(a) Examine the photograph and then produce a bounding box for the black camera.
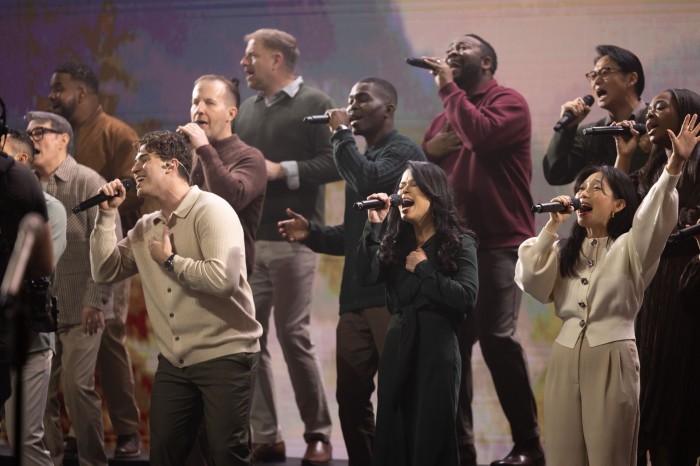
[23,277,59,333]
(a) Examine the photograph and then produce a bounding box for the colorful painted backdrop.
[2,0,700,460]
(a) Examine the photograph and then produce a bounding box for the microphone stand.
[0,213,43,466]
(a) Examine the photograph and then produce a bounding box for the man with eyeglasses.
[420,34,542,466]
[26,110,119,466]
[543,45,650,185]
[48,61,143,459]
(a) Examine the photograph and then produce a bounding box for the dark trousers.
[336,307,391,466]
[457,248,540,465]
[150,352,259,466]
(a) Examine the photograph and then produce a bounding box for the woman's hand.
[668,114,700,175]
[544,195,576,236]
[613,120,641,174]
[366,193,391,223]
[405,247,427,273]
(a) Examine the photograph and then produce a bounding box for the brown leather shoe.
[114,432,142,458]
[490,440,545,466]
[252,441,286,463]
[302,440,332,465]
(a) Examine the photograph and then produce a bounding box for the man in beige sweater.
[89,130,262,466]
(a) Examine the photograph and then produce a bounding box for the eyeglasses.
[585,67,623,82]
[27,127,63,142]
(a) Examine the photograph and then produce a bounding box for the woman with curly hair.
[614,89,700,466]
[357,160,478,466]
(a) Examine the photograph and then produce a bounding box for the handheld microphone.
[669,223,700,242]
[72,178,136,214]
[531,198,584,214]
[553,95,595,132]
[405,57,436,70]
[303,115,330,124]
[353,194,414,211]
[582,124,646,136]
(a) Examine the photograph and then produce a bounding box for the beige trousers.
[6,349,54,466]
[544,334,640,466]
[43,325,107,466]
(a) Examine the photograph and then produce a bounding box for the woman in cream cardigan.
[515,115,700,466]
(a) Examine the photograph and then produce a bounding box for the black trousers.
[457,248,540,465]
[150,352,259,466]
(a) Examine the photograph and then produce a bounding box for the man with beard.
[48,62,142,458]
[542,45,649,185]
[421,34,543,466]
[277,77,425,466]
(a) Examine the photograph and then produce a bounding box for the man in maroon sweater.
[421,34,543,466]
[178,75,266,276]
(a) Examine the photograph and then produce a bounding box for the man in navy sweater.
[278,77,425,466]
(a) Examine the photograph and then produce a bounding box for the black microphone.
[72,178,136,214]
[406,57,436,70]
[531,198,583,214]
[353,194,414,211]
[669,223,700,242]
[553,95,595,132]
[303,115,330,124]
[582,124,646,136]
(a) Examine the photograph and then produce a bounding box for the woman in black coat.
[358,160,478,466]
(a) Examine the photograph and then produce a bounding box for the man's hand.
[177,123,209,149]
[424,121,461,159]
[422,57,453,90]
[98,178,128,212]
[405,247,427,273]
[148,226,173,265]
[81,306,105,335]
[558,97,592,129]
[278,208,310,243]
[326,108,351,132]
[265,160,285,181]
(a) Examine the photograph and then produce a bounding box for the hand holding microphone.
[535,196,586,236]
[177,122,208,149]
[554,95,595,131]
[669,222,700,242]
[531,197,582,213]
[303,108,351,133]
[73,178,135,214]
[353,193,413,211]
[406,57,437,70]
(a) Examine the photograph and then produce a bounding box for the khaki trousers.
[249,240,332,443]
[544,335,640,466]
[6,348,54,466]
[43,325,106,466]
[96,278,140,435]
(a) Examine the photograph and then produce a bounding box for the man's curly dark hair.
[136,131,192,180]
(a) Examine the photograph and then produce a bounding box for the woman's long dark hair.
[378,161,476,273]
[559,165,639,278]
[634,88,700,226]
